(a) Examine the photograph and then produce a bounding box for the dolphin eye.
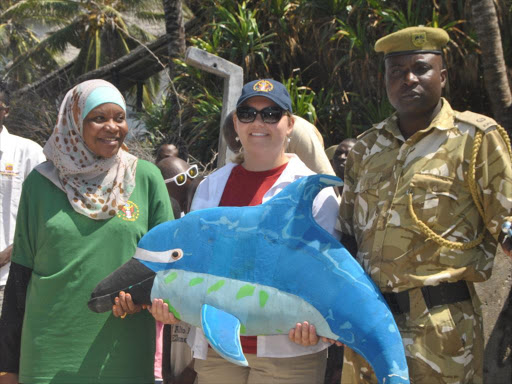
[170,249,183,261]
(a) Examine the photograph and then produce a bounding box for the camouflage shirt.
[338,99,512,292]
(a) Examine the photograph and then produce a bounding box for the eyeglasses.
[164,164,199,186]
[236,106,284,124]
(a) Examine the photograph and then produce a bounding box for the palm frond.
[134,10,165,22]
[127,24,156,42]
[1,0,79,25]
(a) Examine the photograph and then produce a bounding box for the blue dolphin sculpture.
[89,174,409,384]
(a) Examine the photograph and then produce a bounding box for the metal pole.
[184,47,243,166]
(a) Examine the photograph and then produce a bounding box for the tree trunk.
[470,0,512,134]
[162,0,186,68]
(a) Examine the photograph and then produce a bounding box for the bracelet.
[0,372,8,376]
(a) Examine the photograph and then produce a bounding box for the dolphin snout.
[88,258,156,313]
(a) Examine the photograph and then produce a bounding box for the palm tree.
[2,0,164,85]
[163,0,186,65]
[470,0,512,133]
[0,0,60,84]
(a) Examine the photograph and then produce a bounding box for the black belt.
[382,281,471,315]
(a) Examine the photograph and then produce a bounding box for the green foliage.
[1,0,162,93]
[0,1,61,83]
[282,73,317,124]
[4,0,511,164]
[138,58,225,163]
[136,0,511,162]
[210,1,276,77]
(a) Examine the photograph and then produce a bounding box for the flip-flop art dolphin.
[89,174,409,384]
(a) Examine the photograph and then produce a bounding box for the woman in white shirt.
[151,79,340,384]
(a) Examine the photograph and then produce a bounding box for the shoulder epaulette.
[456,111,498,132]
[356,124,381,140]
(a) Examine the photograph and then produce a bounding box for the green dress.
[12,160,173,384]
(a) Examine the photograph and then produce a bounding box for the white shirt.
[0,127,45,285]
[188,154,340,359]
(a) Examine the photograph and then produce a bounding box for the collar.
[201,154,311,209]
[375,98,456,140]
[425,98,456,131]
[275,154,312,183]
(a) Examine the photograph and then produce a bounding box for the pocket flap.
[410,174,459,198]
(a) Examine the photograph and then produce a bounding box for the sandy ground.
[475,247,512,383]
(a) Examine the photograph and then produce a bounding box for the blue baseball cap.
[236,79,293,112]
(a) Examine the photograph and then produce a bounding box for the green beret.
[375,26,449,58]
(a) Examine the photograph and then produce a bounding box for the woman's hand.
[147,298,180,325]
[288,321,319,347]
[112,291,143,318]
[288,321,344,347]
[321,337,344,347]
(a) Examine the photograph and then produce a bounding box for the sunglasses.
[236,106,284,124]
[164,164,199,186]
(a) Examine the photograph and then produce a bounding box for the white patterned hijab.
[37,79,138,220]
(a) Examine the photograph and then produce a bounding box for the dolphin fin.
[264,174,342,221]
[201,304,248,367]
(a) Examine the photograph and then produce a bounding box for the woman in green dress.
[0,79,172,384]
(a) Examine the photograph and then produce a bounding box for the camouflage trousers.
[341,285,484,384]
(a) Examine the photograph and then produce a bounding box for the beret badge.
[412,32,427,47]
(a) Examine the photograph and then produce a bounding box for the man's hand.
[499,228,512,258]
[501,236,512,258]
[0,245,13,268]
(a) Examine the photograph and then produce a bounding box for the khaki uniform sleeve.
[476,127,512,238]
[338,145,359,237]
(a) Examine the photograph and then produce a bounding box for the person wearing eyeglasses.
[150,79,340,384]
[154,157,201,384]
[222,110,335,176]
[157,158,201,219]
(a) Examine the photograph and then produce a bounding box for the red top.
[218,162,288,354]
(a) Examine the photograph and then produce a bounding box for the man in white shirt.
[0,81,45,313]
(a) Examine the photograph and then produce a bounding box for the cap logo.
[253,80,274,93]
[412,32,427,47]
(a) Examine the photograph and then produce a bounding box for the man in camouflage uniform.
[338,26,512,383]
